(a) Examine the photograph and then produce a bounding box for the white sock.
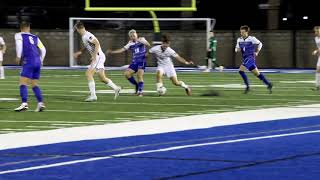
[316,73,320,87]
[156,83,163,90]
[180,81,188,89]
[107,80,118,90]
[88,80,96,97]
[0,67,4,79]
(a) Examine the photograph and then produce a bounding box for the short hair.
[75,22,85,29]
[128,29,136,36]
[314,26,320,31]
[161,34,170,43]
[20,21,31,29]
[240,25,250,32]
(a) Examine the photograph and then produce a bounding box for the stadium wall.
[0,29,316,68]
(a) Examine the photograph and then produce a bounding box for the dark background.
[0,0,319,30]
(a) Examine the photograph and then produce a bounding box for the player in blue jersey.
[14,22,46,112]
[107,29,151,96]
[235,25,273,94]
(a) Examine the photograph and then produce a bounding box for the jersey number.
[29,36,35,45]
[134,48,140,53]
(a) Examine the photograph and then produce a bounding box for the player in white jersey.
[73,22,121,101]
[0,36,6,79]
[312,26,320,91]
[149,34,193,96]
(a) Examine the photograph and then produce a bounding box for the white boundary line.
[0,129,319,175]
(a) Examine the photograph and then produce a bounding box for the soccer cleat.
[185,87,192,96]
[14,103,28,112]
[267,83,273,94]
[85,95,97,102]
[243,87,250,94]
[114,86,121,100]
[35,103,46,112]
[311,87,320,91]
[137,91,143,97]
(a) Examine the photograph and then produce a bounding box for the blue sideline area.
[3,66,316,74]
[0,115,320,179]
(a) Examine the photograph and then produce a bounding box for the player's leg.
[125,64,138,94]
[313,58,320,91]
[156,68,164,90]
[0,57,4,79]
[166,65,191,96]
[30,66,45,112]
[239,64,250,94]
[136,69,145,96]
[15,67,31,111]
[135,62,146,96]
[170,76,191,96]
[251,67,273,94]
[97,70,121,100]
[85,67,97,101]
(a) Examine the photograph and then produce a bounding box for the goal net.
[69,17,215,68]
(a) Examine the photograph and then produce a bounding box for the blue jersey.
[124,37,148,63]
[235,36,262,61]
[15,32,43,66]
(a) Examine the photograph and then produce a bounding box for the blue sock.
[239,71,249,88]
[127,77,138,86]
[257,73,271,86]
[138,82,144,92]
[20,85,28,103]
[32,86,43,103]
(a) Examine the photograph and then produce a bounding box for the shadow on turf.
[200,89,221,96]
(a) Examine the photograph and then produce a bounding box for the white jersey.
[82,31,103,55]
[149,45,179,66]
[0,36,4,61]
[315,37,320,49]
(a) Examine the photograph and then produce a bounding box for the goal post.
[69,17,216,68]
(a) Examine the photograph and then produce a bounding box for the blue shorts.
[20,65,41,80]
[128,61,146,73]
[242,58,257,71]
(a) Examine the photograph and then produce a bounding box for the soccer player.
[0,35,6,79]
[312,26,320,91]
[235,25,273,94]
[74,22,121,101]
[14,22,46,112]
[149,34,193,96]
[206,30,223,72]
[107,29,150,96]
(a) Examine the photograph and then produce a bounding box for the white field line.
[0,129,319,175]
[26,126,65,129]
[93,120,131,122]
[2,128,38,131]
[0,120,102,124]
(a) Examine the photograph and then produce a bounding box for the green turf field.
[0,69,319,134]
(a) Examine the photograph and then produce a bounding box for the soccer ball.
[157,86,167,96]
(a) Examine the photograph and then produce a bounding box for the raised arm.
[138,37,151,48]
[37,38,46,64]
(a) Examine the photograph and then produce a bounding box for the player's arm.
[137,37,151,48]
[174,55,194,65]
[14,33,23,64]
[253,37,263,56]
[312,48,320,56]
[235,38,241,53]
[37,38,46,64]
[0,39,6,54]
[91,38,101,61]
[107,42,130,55]
[74,47,86,59]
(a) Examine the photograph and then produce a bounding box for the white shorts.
[89,53,105,71]
[0,51,3,61]
[317,56,320,67]
[157,64,177,78]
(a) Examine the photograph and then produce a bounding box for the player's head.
[128,29,138,41]
[20,21,31,32]
[240,25,250,38]
[161,34,171,50]
[314,26,320,37]
[209,30,215,37]
[74,22,86,34]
